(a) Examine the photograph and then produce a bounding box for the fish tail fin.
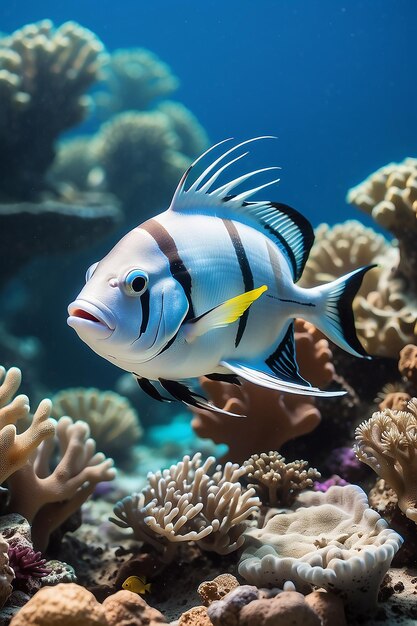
[145,583,152,593]
[312,265,376,359]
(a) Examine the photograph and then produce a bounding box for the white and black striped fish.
[68,137,373,416]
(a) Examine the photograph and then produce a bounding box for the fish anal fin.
[220,360,346,398]
[184,285,267,343]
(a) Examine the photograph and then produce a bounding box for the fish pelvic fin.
[183,285,268,343]
[312,265,377,359]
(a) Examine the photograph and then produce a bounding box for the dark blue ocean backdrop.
[1,0,416,399]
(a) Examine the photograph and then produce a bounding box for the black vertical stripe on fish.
[139,289,150,337]
[135,376,172,402]
[221,219,254,347]
[140,219,195,320]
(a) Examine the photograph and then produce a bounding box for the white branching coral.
[111,453,260,561]
[0,365,55,484]
[355,398,417,523]
[239,485,402,611]
[243,452,320,507]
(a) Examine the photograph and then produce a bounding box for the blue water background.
[2,1,416,394]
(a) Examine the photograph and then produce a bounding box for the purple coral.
[326,447,364,481]
[314,475,348,492]
[8,545,51,580]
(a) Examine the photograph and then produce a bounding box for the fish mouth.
[67,299,116,340]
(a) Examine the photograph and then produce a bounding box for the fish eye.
[85,262,99,283]
[124,269,149,296]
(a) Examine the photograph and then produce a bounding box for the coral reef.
[238,485,402,610]
[95,47,179,116]
[9,582,167,625]
[242,451,320,507]
[7,415,116,551]
[191,378,321,464]
[0,366,55,484]
[156,100,209,159]
[93,110,191,218]
[0,534,14,609]
[398,343,417,387]
[347,157,417,292]
[355,397,417,523]
[0,194,121,289]
[111,452,260,562]
[51,388,142,465]
[7,545,50,581]
[198,573,240,605]
[0,20,106,200]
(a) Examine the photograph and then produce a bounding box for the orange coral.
[191,379,321,464]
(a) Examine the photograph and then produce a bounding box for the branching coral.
[0,20,106,199]
[0,365,55,484]
[110,452,260,562]
[7,544,50,580]
[95,47,179,116]
[191,378,321,464]
[354,398,417,523]
[7,416,116,551]
[243,452,320,507]
[238,485,403,610]
[0,534,14,609]
[51,387,142,464]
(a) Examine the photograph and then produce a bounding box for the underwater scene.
[0,1,416,624]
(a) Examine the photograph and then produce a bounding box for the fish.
[122,575,151,594]
[68,137,374,416]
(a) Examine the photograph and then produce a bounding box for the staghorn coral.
[347,157,417,292]
[0,20,106,200]
[243,452,320,507]
[0,365,55,484]
[94,110,190,217]
[238,485,402,610]
[95,47,179,116]
[51,387,142,465]
[0,534,14,609]
[354,397,417,523]
[7,416,116,551]
[110,452,260,562]
[191,378,321,464]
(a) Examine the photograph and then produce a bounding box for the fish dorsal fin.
[168,137,314,281]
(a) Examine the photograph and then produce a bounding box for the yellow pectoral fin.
[184,285,268,343]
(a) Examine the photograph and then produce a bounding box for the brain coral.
[0,20,106,199]
[238,485,402,611]
[51,387,142,464]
